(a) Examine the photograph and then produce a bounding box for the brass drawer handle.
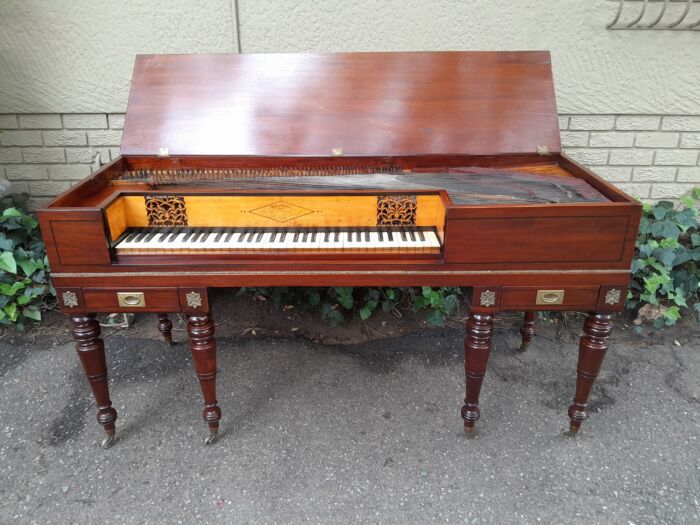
[536,289,565,305]
[117,292,146,307]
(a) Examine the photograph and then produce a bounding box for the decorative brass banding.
[117,292,146,307]
[536,289,565,305]
[377,195,417,226]
[145,195,188,226]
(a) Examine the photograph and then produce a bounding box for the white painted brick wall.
[1,113,700,207]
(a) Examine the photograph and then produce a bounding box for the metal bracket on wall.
[607,0,700,30]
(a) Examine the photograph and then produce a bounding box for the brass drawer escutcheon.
[536,289,565,305]
[117,292,146,307]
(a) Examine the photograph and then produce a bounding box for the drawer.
[501,286,599,310]
[82,287,181,312]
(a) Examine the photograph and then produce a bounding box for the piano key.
[417,229,425,242]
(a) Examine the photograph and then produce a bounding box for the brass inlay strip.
[52,269,632,278]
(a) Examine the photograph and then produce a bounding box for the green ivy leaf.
[650,220,681,239]
[334,287,354,309]
[17,258,43,278]
[22,305,41,321]
[663,306,680,323]
[0,281,25,296]
[0,252,17,274]
[3,302,17,321]
[2,208,22,218]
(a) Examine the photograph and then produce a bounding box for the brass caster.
[204,430,218,445]
[101,433,116,449]
[463,426,477,439]
[563,426,580,438]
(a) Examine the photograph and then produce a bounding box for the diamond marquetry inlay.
[479,290,496,308]
[185,291,203,309]
[248,201,315,223]
[62,291,79,308]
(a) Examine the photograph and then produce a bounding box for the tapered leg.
[518,311,536,351]
[568,313,613,433]
[186,312,221,444]
[461,313,495,432]
[157,313,173,344]
[70,315,118,449]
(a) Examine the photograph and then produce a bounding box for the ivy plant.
[241,286,463,326]
[0,195,54,330]
[627,189,700,327]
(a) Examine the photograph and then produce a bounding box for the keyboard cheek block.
[38,51,641,447]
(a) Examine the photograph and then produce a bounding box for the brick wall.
[1,113,700,208]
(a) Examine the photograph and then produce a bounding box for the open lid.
[121,51,561,157]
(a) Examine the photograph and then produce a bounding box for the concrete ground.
[0,314,698,524]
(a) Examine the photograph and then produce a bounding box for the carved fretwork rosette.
[145,196,188,227]
[377,195,417,226]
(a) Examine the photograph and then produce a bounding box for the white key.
[424,230,442,249]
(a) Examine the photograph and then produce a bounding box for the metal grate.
[607,0,700,30]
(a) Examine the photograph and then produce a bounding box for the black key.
[387,230,394,242]
[364,230,370,242]
[417,229,425,241]
[293,230,300,242]
[214,230,224,242]
[378,229,384,242]
[245,230,255,242]
[324,230,330,242]
[197,231,209,242]
[167,230,180,243]
[255,231,264,242]
[222,230,233,242]
[334,230,340,242]
[400,229,407,241]
[186,229,199,242]
[124,231,138,243]
[310,230,316,242]
[408,230,416,242]
[270,231,277,243]
[143,230,158,242]
[236,229,247,242]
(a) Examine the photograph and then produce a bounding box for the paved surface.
[0,317,698,524]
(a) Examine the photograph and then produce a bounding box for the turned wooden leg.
[70,315,118,449]
[568,313,613,434]
[461,313,495,432]
[157,313,173,344]
[186,312,221,444]
[518,311,536,351]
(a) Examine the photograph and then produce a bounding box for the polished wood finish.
[186,312,221,443]
[70,315,117,448]
[82,287,181,312]
[461,313,495,431]
[568,313,613,433]
[121,52,561,157]
[157,313,173,344]
[37,51,641,444]
[502,286,599,310]
[519,311,536,351]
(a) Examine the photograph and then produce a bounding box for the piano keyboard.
[114,227,442,255]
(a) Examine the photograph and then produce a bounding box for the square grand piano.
[38,52,641,448]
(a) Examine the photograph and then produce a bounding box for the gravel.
[0,317,698,524]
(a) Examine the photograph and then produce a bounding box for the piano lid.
[120,51,561,158]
